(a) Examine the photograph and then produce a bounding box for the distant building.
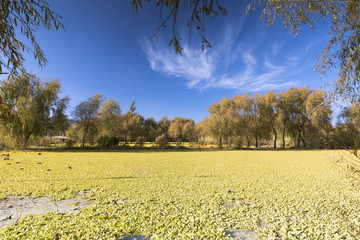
[51,136,68,142]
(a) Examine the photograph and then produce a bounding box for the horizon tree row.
[0,74,359,149]
[67,95,197,147]
[204,87,333,149]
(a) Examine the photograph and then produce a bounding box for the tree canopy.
[0,73,69,148]
[73,94,103,147]
[206,87,332,149]
[0,0,64,74]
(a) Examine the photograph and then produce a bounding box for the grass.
[0,150,359,239]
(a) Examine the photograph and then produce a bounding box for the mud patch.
[226,229,259,240]
[222,200,252,208]
[0,195,92,228]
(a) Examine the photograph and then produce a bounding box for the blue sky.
[3,0,337,122]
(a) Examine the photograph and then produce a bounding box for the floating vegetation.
[0,150,359,239]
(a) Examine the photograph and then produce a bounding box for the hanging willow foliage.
[0,0,64,75]
[133,0,360,101]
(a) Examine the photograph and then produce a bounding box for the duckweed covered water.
[0,150,359,239]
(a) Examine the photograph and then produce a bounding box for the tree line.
[67,94,197,148]
[206,88,332,149]
[0,74,358,149]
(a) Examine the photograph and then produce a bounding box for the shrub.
[97,135,119,147]
[97,135,110,147]
[38,137,52,147]
[234,137,243,149]
[155,134,168,148]
[65,139,74,148]
[108,136,120,147]
[135,136,145,147]
[176,139,182,147]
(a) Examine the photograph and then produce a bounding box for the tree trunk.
[21,132,32,149]
[81,134,86,148]
[255,132,259,148]
[82,124,90,148]
[282,126,286,148]
[123,133,128,146]
[21,133,28,149]
[297,126,305,148]
[273,127,277,149]
[22,135,27,149]
[246,135,250,148]
[301,136,306,148]
[218,136,223,149]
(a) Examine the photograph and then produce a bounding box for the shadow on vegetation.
[97,176,140,180]
[195,175,219,178]
[23,146,332,153]
[116,236,149,240]
[8,177,143,183]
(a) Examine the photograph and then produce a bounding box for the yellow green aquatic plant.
[0,150,359,239]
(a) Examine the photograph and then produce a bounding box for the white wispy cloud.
[213,54,297,91]
[271,42,283,55]
[142,39,216,89]
[141,23,301,92]
[211,52,256,89]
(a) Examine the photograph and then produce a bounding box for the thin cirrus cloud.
[141,25,299,92]
[141,39,217,89]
